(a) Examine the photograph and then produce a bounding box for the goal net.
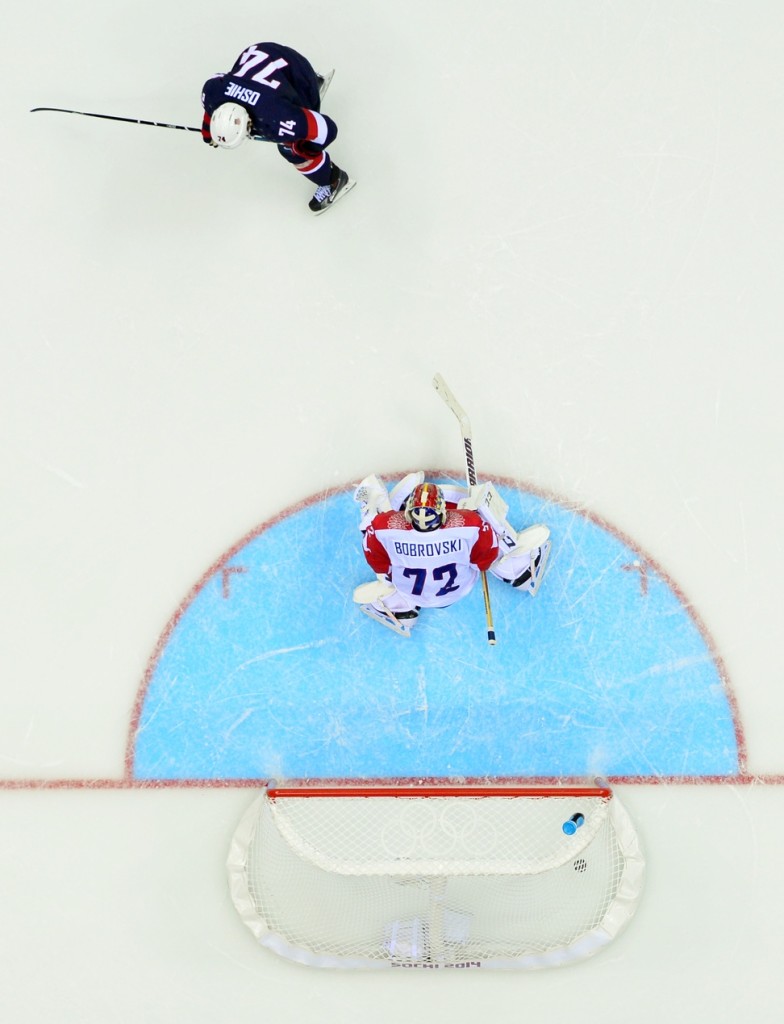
[227,781,644,970]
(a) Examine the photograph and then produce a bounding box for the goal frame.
[228,779,644,970]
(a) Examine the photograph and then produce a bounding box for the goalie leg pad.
[388,471,424,512]
[354,475,393,532]
[353,579,418,636]
[491,525,552,595]
[353,579,418,613]
[507,524,551,556]
[353,579,397,605]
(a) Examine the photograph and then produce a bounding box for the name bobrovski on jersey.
[392,537,463,558]
[353,475,553,637]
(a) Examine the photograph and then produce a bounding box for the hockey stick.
[432,373,496,645]
[30,107,202,133]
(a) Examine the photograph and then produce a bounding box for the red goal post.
[227,780,645,970]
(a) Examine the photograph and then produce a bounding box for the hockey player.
[353,474,551,636]
[201,42,351,213]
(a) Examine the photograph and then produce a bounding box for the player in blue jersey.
[201,43,352,214]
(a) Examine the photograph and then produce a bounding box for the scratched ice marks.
[131,481,737,781]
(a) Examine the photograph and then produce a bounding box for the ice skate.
[353,579,418,637]
[358,603,417,637]
[511,538,552,595]
[316,69,335,100]
[309,163,355,214]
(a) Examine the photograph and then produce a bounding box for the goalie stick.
[432,373,497,645]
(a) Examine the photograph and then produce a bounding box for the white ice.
[2,2,783,1021]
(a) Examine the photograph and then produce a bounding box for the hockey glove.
[290,139,324,159]
[201,112,217,147]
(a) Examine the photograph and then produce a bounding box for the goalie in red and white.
[353,473,551,636]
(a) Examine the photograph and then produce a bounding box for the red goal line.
[266,783,613,800]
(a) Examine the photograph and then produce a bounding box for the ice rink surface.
[2,1,783,1021]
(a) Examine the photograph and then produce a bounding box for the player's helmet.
[210,103,251,149]
[405,482,447,532]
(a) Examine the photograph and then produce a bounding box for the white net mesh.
[228,785,644,970]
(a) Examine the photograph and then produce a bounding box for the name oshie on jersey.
[224,82,261,106]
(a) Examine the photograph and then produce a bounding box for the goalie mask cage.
[227,781,645,970]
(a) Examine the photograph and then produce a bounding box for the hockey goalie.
[353,473,551,637]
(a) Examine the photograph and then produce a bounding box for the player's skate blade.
[513,540,552,595]
[309,166,355,215]
[358,604,413,637]
[317,69,335,99]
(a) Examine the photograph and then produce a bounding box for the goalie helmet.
[405,482,447,533]
[210,103,251,149]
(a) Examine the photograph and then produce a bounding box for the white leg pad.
[388,471,424,511]
[491,525,551,592]
[508,524,551,555]
[491,540,551,595]
[354,579,416,637]
[354,579,417,613]
[354,474,393,531]
[353,579,396,604]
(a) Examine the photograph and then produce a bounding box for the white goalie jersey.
[362,507,499,609]
[354,474,552,624]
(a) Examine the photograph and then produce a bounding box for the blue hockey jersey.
[201,42,337,147]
